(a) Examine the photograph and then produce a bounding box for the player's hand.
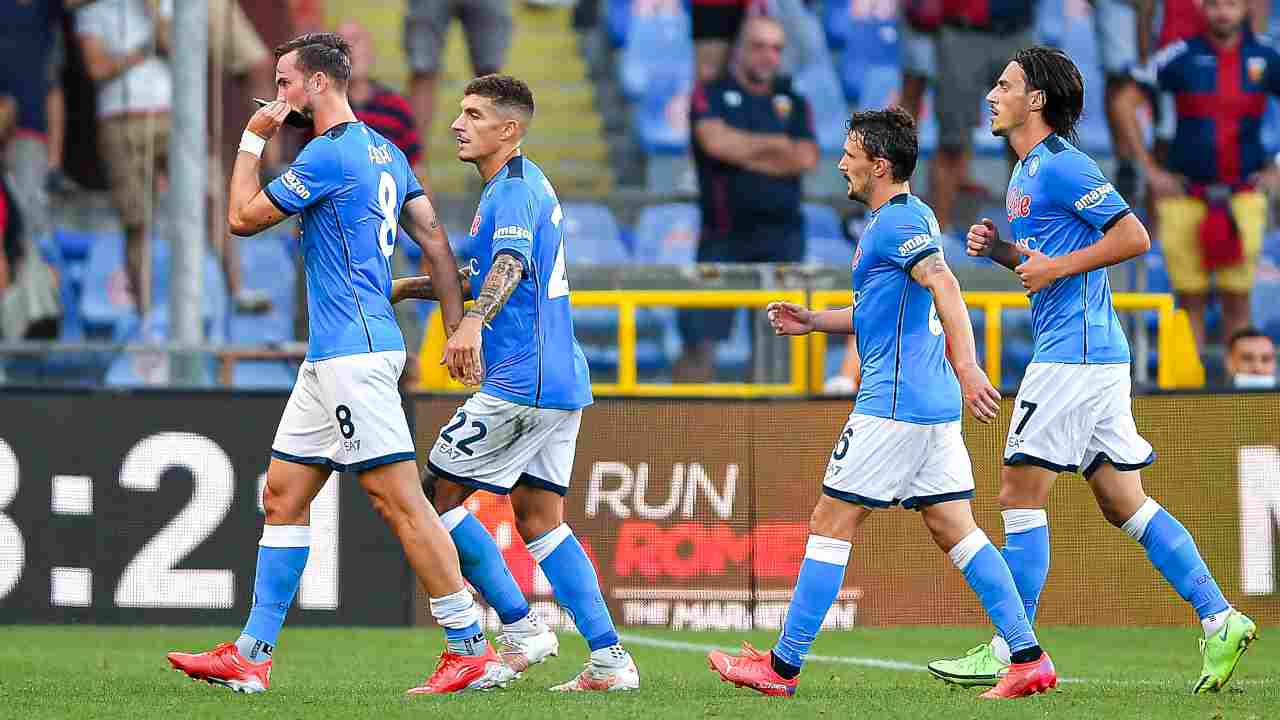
[1146,165,1186,200]
[966,218,1000,257]
[1014,244,1061,295]
[766,301,814,335]
[955,362,1001,423]
[246,100,291,142]
[442,315,484,386]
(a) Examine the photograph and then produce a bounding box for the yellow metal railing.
[570,290,808,396]
[422,289,1177,395]
[809,290,1177,391]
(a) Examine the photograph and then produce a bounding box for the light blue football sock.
[527,524,619,651]
[771,535,851,677]
[1124,499,1230,621]
[239,525,310,661]
[951,529,1039,660]
[999,509,1050,625]
[440,507,531,625]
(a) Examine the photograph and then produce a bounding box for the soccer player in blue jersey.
[419,74,639,692]
[165,33,507,695]
[707,108,1056,699]
[927,46,1257,693]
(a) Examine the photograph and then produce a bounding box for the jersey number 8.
[377,172,398,259]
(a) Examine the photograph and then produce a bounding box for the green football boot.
[927,643,1009,687]
[1194,611,1258,694]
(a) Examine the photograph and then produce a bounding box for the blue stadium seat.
[636,74,693,154]
[148,237,230,342]
[231,360,297,390]
[793,59,849,154]
[80,231,133,336]
[230,234,295,346]
[620,8,692,101]
[1055,0,1112,155]
[633,203,700,263]
[606,0,633,49]
[104,309,215,388]
[802,203,851,265]
[1252,231,1280,341]
[561,202,628,263]
[824,0,897,60]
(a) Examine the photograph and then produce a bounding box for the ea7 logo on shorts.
[898,234,931,256]
[494,225,532,241]
[1075,183,1115,212]
[281,170,310,200]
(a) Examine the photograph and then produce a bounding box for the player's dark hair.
[846,107,917,183]
[464,74,536,120]
[1228,326,1274,352]
[274,32,352,85]
[1012,46,1084,145]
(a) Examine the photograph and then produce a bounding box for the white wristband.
[239,130,267,158]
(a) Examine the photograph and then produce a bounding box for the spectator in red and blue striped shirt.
[337,21,422,170]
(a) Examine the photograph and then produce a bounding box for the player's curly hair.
[464,74,536,120]
[847,107,917,183]
[1011,46,1084,145]
[274,32,352,85]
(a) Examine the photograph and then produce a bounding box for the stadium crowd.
[0,0,1277,389]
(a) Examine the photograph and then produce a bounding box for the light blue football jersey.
[264,121,418,361]
[851,193,961,424]
[1005,134,1133,364]
[467,155,592,410]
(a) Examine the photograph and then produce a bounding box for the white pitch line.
[617,633,1271,687]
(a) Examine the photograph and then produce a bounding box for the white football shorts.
[427,392,581,496]
[823,413,975,510]
[1003,362,1155,477]
[271,351,416,472]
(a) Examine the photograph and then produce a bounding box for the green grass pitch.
[1,625,1274,719]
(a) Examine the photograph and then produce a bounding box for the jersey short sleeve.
[1045,152,1131,233]
[403,161,425,204]
[489,179,537,265]
[876,206,941,274]
[690,82,727,126]
[1130,39,1188,91]
[265,138,344,216]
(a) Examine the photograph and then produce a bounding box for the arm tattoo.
[466,253,524,323]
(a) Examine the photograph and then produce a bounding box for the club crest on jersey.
[1026,155,1041,177]
[1249,56,1267,84]
[1006,186,1031,221]
[469,213,481,237]
[773,94,793,119]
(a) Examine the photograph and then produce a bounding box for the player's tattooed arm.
[910,251,1001,422]
[465,252,525,324]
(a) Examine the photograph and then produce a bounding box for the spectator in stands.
[404,0,512,182]
[340,19,428,390]
[678,15,817,381]
[0,94,60,340]
[1093,0,1142,201]
[928,0,1034,233]
[0,1,65,337]
[899,0,940,122]
[693,0,755,85]
[1224,326,1276,387]
[74,0,171,314]
[1116,0,1280,351]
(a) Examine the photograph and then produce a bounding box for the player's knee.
[513,503,561,543]
[261,480,304,524]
